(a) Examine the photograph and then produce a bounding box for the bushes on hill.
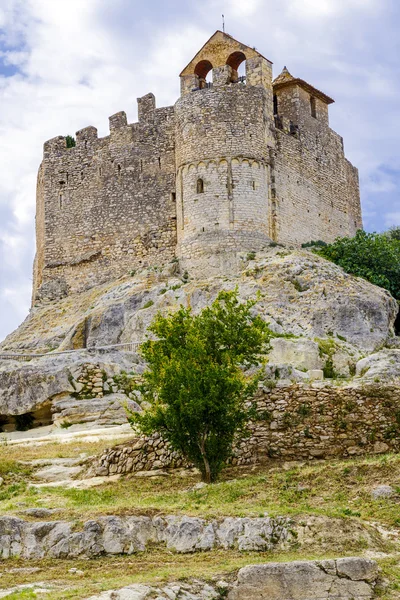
[128,290,273,483]
[314,229,400,301]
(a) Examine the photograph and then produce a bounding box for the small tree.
[65,135,76,148]
[128,290,273,483]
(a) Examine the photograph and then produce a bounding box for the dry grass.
[1,549,398,600]
[1,439,400,598]
[1,447,399,528]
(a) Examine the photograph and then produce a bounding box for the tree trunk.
[202,454,212,484]
[198,437,211,483]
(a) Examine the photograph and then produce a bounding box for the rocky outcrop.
[82,558,379,599]
[0,248,399,430]
[0,350,141,426]
[0,514,391,561]
[0,515,291,559]
[3,250,397,354]
[228,558,379,600]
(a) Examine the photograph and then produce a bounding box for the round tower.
[175,31,276,275]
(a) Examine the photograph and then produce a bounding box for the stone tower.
[175,31,276,273]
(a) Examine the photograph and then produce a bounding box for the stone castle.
[33,30,362,302]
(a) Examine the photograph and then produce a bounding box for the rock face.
[0,248,399,428]
[0,514,390,561]
[0,515,291,559]
[228,558,378,600]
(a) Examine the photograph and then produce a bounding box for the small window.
[59,194,63,209]
[171,192,176,202]
[310,96,317,118]
[197,178,204,194]
[251,180,256,190]
[117,164,121,176]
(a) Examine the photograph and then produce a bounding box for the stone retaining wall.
[90,382,400,477]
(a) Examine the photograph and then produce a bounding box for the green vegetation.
[314,229,400,301]
[128,290,273,482]
[65,135,76,148]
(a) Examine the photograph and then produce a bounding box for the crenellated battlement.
[33,30,362,303]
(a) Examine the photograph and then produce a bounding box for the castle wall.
[175,85,275,272]
[33,97,177,302]
[272,86,361,245]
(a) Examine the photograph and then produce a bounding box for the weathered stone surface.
[268,339,322,371]
[32,464,83,482]
[228,558,377,600]
[371,485,395,500]
[0,514,393,561]
[0,350,136,419]
[52,393,140,427]
[84,558,378,600]
[356,350,400,382]
[0,515,291,559]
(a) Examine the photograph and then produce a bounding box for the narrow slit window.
[158,157,161,169]
[197,178,204,194]
[310,96,317,118]
[59,194,63,209]
[117,164,121,176]
[273,94,278,115]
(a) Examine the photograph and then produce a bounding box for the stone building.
[33,30,362,302]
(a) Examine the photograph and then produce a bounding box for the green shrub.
[315,229,400,300]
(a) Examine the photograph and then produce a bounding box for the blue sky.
[0,0,399,341]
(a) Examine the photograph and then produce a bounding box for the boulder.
[52,393,140,427]
[371,485,395,500]
[228,558,377,600]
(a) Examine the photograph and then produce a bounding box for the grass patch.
[0,550,398,600]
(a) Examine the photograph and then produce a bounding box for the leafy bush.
[315,229,400,300]
[128,289,274,483]
[65,135,76,148]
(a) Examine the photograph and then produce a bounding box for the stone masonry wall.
[33,95,177,302]
[175,85,274,270]
[272,85,361,245]
[90,382,400,477]
[33,32,362,299]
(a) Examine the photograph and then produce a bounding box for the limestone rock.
[0,350,135,419]
[1,249,398,426]
[268,338,322,371]
[85,584,151,600]
[52,393,140,427]
[356,350,400,382]
[371,485,395,500]
[228,558,377,600]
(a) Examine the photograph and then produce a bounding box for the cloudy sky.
[0,0,399,341]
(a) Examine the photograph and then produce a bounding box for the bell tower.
[175,31,276,275]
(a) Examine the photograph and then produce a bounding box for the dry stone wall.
[90,382,400,477]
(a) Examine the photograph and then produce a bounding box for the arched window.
[310,96,317,118]
[197,178,204,194]
[194,60,213,89]
[226,51,246,83]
